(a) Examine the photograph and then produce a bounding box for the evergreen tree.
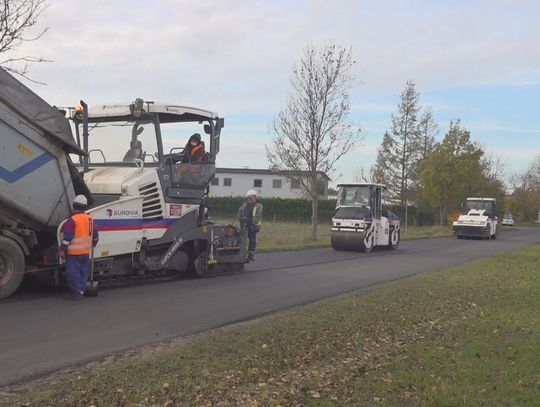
[371,80,421,230]
[417,106,438,164]
[370,131,394,185]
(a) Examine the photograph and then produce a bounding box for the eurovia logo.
[105,208,139,217]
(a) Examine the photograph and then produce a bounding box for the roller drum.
[331,230,368,252]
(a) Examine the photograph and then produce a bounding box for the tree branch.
[0,0,50,82]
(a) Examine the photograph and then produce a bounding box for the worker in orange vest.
[182,133,207,163]
[59,195,99,300]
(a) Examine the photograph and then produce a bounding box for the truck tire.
[0,236,25,300]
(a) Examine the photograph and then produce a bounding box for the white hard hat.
[246,189,257,197]
[73,194,88,207]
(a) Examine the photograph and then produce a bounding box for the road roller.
[453,197,499,239]
[331,183,400,252]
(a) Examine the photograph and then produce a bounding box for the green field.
[4,244,539,406]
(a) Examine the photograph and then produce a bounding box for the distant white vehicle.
[502,212,514,226]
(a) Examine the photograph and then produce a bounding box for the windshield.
[76,120,209,165]
[464,200,495,216]
[337,186,371,208]
[334,206,371,220]
[78,120,158,164]
[172,162,216,188]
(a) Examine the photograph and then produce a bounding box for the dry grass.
[255,222,452,252]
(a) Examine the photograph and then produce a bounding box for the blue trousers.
[247,227,258,251]
[66,254,90,295]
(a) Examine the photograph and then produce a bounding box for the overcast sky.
[10,0,540,185]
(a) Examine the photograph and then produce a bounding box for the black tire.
[193,250,209,277]
[457,235,463,239]
[0,236,25,300]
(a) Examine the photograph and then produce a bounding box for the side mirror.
[132,123,145,139]
[204,124,211,135]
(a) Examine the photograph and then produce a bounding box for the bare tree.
[509,155,540,221]
[266,43,362,240]
[0,0,50,82]
[353,165,371,183]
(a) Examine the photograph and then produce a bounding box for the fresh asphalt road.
[1,228,539,387]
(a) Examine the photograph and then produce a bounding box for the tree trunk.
[443,205,448,225]
[404,200,408,236]
[311,197,319,241]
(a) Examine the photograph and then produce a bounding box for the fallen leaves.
[310,390,321,399]
[4,246,540,407]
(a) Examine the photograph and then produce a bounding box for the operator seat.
[122,139,144,162]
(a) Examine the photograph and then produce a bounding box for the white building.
[210,168,330,199]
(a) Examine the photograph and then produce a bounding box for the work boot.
[247,251,255,262]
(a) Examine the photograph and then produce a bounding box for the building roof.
[216,167,331,181]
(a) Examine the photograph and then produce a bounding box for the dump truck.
[452,197,499,239]
[0,68,247,299]
[331,183,400,252]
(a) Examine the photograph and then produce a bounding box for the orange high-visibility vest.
[188,143,206,162]
[67,213,94,255]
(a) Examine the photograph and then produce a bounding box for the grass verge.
[245,221,451,252]
[3,245,539,406]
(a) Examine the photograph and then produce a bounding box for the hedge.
[207,197,337,223]
[207,197,438,225]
